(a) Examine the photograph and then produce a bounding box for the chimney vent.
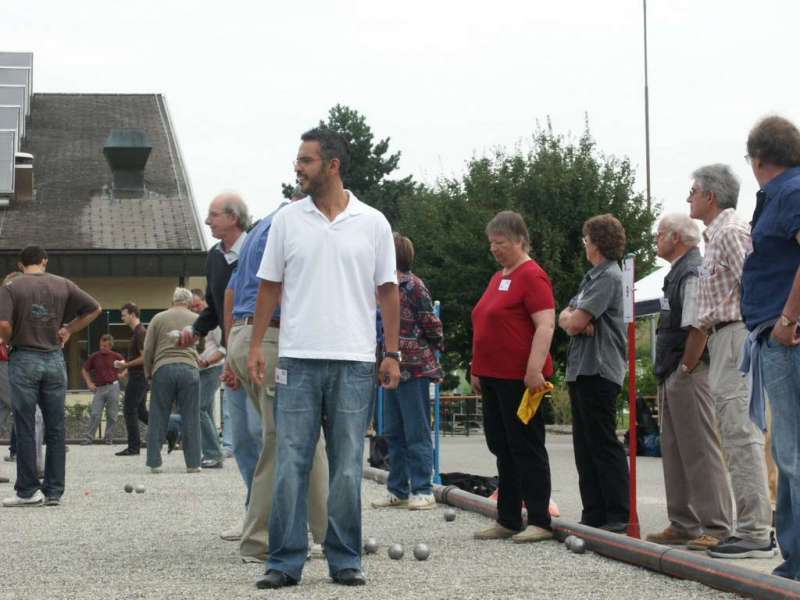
[14,151,33,203]
[103,128,151,197]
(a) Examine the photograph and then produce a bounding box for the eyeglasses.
[687,187,706,199]
[293,157,323,168]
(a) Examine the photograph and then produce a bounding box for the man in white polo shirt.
[247,128,400,589]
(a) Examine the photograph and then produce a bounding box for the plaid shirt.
[396,272,444,382]
[696,208,752,331]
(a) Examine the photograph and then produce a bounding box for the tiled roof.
[0,93,206,252]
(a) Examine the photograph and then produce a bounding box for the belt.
[232,317,280,329]
[708,320,739,335]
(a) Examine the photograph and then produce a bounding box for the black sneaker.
[332,569,367,586]
[44,497,61,506]
[166,430,178,454]
[115,448,140,456]
[255,570,298,589]
[707,535,777,559]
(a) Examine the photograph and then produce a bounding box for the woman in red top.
[471,210,556,543]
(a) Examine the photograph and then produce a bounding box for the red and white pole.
[622,254,640,538]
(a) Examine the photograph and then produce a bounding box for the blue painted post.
[433,300,442,485]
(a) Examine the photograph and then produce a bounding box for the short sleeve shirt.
[471,260,555,380]
[0,272,99,351]
[127,323,147,373]
[257,193,397,362]
[83,350,124,386]
[565,260,627,385]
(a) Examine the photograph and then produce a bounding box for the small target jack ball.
[571,537,586,554]
[364,538,379,554]
[443,508,456,522]
[124,483,134,493]
[413,543,430,561]
[388,543,404,560]
[134,484,146,494]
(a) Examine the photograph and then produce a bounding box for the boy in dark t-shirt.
[81,334,124,445]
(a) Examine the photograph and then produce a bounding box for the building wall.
[70,276,207,310]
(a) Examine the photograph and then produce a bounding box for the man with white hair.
[645,213,733,550]
[688,164,775,558]
[143,287,201,474]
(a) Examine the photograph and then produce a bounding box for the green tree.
[398,122,659,382]
[283,104,415,223]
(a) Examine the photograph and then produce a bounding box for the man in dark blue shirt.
[225,190,329,564]
[742,115,800,581]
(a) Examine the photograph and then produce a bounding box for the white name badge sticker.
[660,297,670,311]
[498,279,512,292]
[275,368,288,385]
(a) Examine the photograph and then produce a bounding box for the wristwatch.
[779,314,796,328]
[383,351,402,363]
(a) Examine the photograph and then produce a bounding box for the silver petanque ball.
[134,484,145,494]
[571,537,586,554]
[412,543,430,561]
[388,543,404,560]
[443,508,456,522]
[564,535,577,549]
[124,483,134,493]
[364,537,379,554]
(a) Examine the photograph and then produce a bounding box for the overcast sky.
[4,0,800,247]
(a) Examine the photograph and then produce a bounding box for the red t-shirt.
[471,260,555,380]
[83,350,124,386]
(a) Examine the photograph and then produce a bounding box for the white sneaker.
[3,489,44,507]
[186,467,202,473]
[371,492,409,509]
[308,543,324,559]
[408,494,437,511]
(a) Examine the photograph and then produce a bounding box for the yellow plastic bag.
[517,382,555,425]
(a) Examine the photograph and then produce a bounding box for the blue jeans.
[225,384,262,505]
[268,358,374,581]
[9,349,67,499]
[199,365,224,462]
[147,363,200,469]
[761,338,800,580]
[384,377,434,498]
[222,395,233,451]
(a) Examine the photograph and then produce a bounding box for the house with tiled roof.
[0,53,207,386]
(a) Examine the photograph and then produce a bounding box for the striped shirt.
[696,208,752,331]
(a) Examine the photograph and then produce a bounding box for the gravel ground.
[0,445,736,600]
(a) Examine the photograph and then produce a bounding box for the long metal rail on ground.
[364,466,800,600]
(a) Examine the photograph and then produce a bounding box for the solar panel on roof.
[0,129,15,194]
[0,68,31,117]
[0,86,25,140]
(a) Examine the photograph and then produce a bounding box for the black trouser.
[480,377,552,531]
[123,372,149,451]
[568,374,630,526]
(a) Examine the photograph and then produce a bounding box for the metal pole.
[433,300,442,485]
[643,0,652,213]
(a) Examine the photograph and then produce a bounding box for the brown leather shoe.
[474,523,517,540]
[645,526,692,545]
[686,534,721,551]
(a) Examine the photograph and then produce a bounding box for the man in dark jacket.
[645,213,733,550]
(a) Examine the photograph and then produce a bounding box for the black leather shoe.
[115,448,140,456]
[255,570,298,590]
[332,569,367,586]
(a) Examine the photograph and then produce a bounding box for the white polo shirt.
[257,192,397,361]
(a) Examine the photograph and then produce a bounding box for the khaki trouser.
[707,321,772,543]
[658,362,732,538]
[227,324,329,560]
